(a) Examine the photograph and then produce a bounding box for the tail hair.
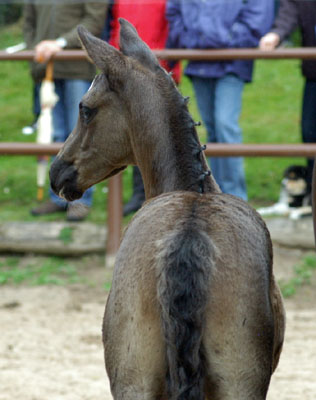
[157,227,214,400]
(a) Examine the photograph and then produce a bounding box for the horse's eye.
[79,104,97,124]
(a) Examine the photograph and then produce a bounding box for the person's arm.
[35,3,108,63]
[23,4,36,49]
[229,0,275,48]
[271,0,299,41]
[260,0,298,50]
[62,2,108,48]
[166,0,200,49]
[198,0,274,49]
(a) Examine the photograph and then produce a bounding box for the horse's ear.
[77,25,126,76]
[119,18,160,71]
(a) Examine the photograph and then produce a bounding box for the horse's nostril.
[49,156,83,202]
[49,158,62,195]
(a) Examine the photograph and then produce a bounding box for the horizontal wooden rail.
[0,142,62,155]
[1,47,316,62]
[1,142,316,157]
[205,143,316,157]
[156,48,316,60]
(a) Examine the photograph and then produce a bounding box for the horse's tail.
[157,226,214,400]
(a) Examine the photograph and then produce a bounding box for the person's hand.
[35,40,62,63]
[259,32,281,51]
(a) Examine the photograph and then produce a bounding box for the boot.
[123,166,145,216]
[31,200,66,216]
[67,203,90,222]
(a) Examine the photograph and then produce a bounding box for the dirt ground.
[0,245,316,400]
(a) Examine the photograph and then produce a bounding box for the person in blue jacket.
[166,0,274,200]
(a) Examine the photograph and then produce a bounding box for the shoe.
[123,166,145,217]
[67,203,90,222]
[31,201,66,216]
[22,118,38,135]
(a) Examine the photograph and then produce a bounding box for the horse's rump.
[104,191,277,399]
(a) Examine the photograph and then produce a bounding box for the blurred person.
[4,42,40,135]
[109,0,181,216]
[260,0,316,197]
[167,0,274,201]
[101,1,113,41]
[23,1,108,221]
[22,83,40,135]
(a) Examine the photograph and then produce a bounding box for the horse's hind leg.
[204,356,272,400]
[104,329,166,400]
[203,283,276,399]
[203,327,274,400]
[204,289,284,400]
[104,322,166,400]
[270,275,286,372]
[103,286,167,400]
[205,366,272,400]
[110,385,164,400]
[205,380,271,400]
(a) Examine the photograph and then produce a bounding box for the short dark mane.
[158,70,216,194]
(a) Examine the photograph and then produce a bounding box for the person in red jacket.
[109,0,181,216]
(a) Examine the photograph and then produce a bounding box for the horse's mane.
[158,71,215,194]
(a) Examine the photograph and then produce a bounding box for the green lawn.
[0,22,305,223]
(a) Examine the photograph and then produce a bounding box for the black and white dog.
[258,165,312,219]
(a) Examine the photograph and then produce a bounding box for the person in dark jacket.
[167,0,274,200]
[260,0,316,193]
[109,0,181,216]
[24,2,108,221]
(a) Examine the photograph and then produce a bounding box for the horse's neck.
[134,107,220,199]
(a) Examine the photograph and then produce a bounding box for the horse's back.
[104,191,283,399]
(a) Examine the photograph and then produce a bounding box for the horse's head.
[50,19,169,201]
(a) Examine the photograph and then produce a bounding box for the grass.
[279,254,316,298]
[0,255,83,285]
[0,253,113,288]
[58,226,74,244]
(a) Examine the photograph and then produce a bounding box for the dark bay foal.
[50,19,285,400]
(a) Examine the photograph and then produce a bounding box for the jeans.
[302,79,316,186]
[191,74,247,200]
[49,78,94,207]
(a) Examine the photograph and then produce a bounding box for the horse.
[50,19,285,400]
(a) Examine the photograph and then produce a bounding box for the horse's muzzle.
[49,156,83,202]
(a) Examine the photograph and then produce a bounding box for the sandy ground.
[0,245,316,400]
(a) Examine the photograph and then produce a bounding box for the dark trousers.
[33,83,41,118]
[302,79,316,186]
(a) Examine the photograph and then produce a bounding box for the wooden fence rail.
[1,48,316,257]
[1,48,316,61]
[2,142,316,157]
